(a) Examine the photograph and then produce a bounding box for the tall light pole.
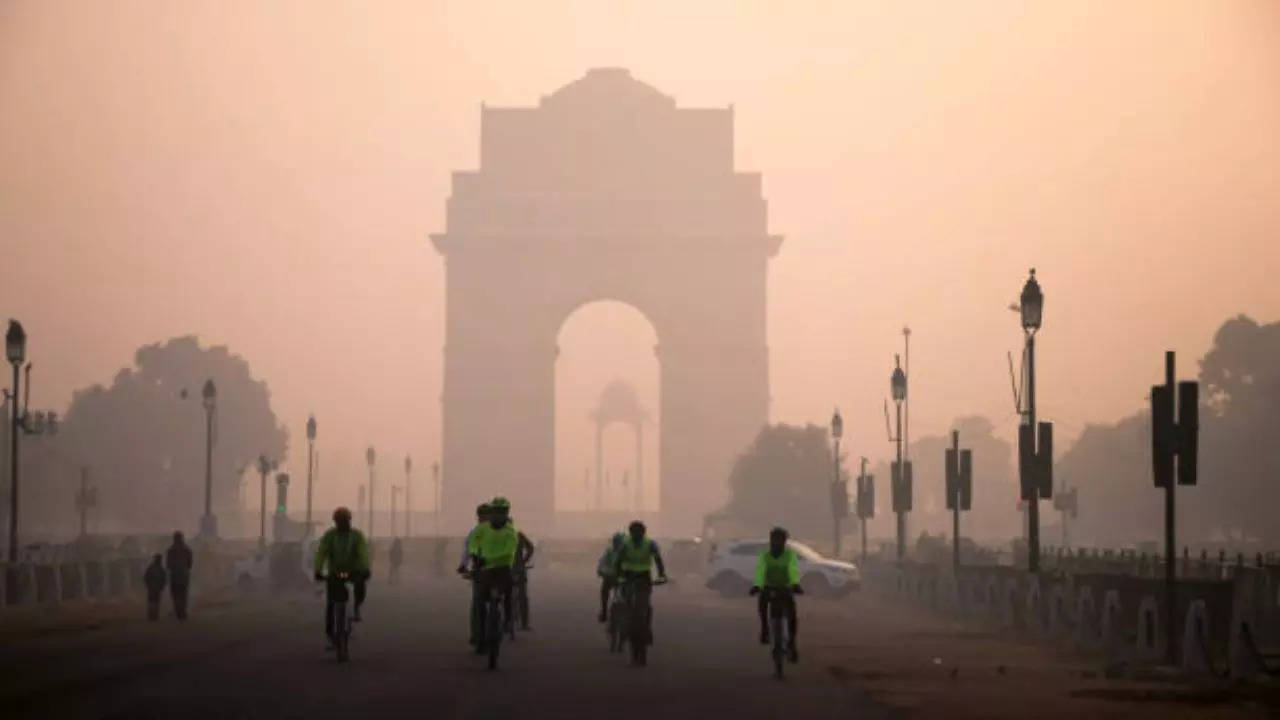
[1150,351,1199,666]
[391,485,401,538]
[829,409,846,556]
[6,320,25,563]
[855,457,872,563]
[1017,269,1049,573]
[432,461,440,537]
[404,455,412,538]
[305,415,316,536]
[4,321,56,562]
[887,354,909,563]
[366,446,376,544]
[199,379,218,539]
[256,454,275,549]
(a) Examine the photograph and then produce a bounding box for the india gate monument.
[431,68,782,535]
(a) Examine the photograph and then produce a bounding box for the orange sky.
[2,1,1278,514]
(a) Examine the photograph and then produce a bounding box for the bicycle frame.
[761,587,793,678]
[327,572,354,663]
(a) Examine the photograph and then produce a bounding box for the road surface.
[0,567,1272,719]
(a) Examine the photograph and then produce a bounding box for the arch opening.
[555,300,660,529]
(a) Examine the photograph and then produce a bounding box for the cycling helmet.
[490,496,511,512]
[769,526,789,541]
[628,520,646,535]
[475,503,491,517]
[333,507,353,523]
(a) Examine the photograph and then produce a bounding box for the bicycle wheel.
[770,611,785,678]
[487,599,502,670]
[336,602,350,663]
[629,595,648,666]
[609,600,626,653]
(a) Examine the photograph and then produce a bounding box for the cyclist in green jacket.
[313,507,372,648]
[596,531,626,622]
[749,526,803,660]
[469,496,518,642]
[613,520,667,646]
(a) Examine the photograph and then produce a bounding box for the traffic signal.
[1018,422,1053,500]
[275,473,290,515]
[1151,380,1199,488]
[1177,381,1198,486]
[1151,385,1174,488]
[946,448,974,511]
[892,461,913,513]
[856,474,875,519]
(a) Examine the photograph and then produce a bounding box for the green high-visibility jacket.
[469,521,518,569]
[617,535,659,574]
[754,547,800,588]
[315,528,371,576]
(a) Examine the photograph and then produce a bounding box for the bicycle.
[466,567,510,670]
[761,587,797,678]
[626,575,667,667]
[607,578,632,654]
[322,571,355,663]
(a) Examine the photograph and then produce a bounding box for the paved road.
[0,569,888,720]
[3,568,1273,719]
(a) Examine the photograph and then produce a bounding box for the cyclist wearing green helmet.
[468,496,519,640]
[596,531,627,622]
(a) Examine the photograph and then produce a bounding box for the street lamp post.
[305,415,316,536]
[391,485,401,539]
[6,320,24,563]
[5,321,59,563]
[1017,269,1052,573]
[404,455,412,538]
[888,354,910,563]
[432,461,440,537]
[366,446,376,544]
[199,379,218,539]
[256,454,275,549]
[829,409,846,557]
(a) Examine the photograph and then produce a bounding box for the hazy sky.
[2,1,1278,514]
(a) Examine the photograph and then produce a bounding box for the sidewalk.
[810,592,1279,719]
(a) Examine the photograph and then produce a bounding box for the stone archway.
[588,379,649,512]
[432,69,782,534]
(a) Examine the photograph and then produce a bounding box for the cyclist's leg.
[496,568,514,627]
[633,574,653,643]
[469,574,484,645]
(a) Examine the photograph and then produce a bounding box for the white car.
[705,540,860,597]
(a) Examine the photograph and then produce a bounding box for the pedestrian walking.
[144,554,167,621]
[165,531,194,620]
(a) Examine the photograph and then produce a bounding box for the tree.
[1057,315,1280,547]
[716,424,836,544]
[23,336,287,537]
